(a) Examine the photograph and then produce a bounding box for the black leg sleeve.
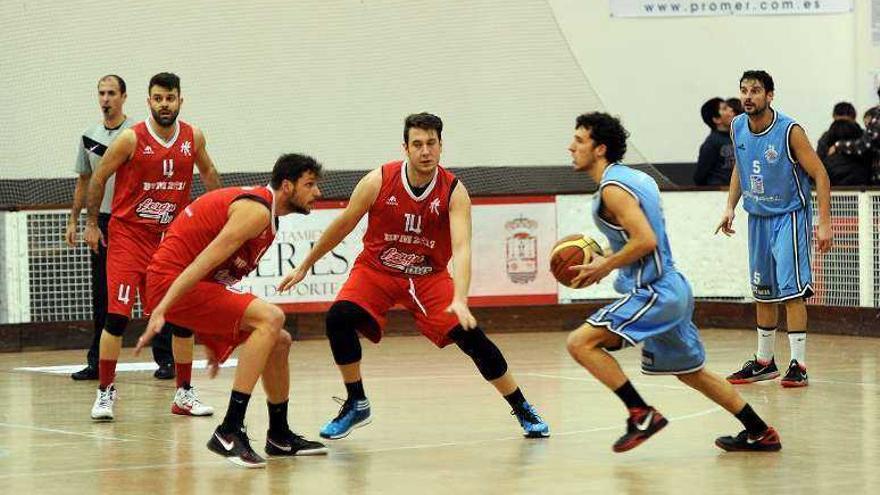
[326,301,378,365]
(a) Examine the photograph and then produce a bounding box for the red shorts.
[146,271,258,363]
[106,219,162,317]
[336,264,460,347]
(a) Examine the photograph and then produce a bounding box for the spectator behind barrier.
[726,97,744,116]
[821,120,870,186]
[864,107,880,183]
[817,102,857,161]
[694,97,735,186]
[829,88,880,185]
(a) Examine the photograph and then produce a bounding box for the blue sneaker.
[319,397,371,439]
[512,402,550,438]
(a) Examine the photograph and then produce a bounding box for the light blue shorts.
[587,271,706,375]
[747,208,813,302]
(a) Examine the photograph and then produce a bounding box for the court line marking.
[349,406,724,454]
[0,460,229,480]
[810,378,879,388]
[13,359,238,375]
[0,422,133,443]
[524,372,693,390]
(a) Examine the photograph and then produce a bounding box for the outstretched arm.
[445,182,477,330]
[715,163,742,236]
[136,200,270,352]
[277,168,381,291]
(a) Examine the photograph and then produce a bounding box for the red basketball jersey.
[111,120,196,233]
[149,186,277,285]
[356,160,457,277]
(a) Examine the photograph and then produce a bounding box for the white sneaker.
[91,385,117,421]
[172,386,215,416]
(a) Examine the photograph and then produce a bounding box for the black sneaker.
[265,430,328,456]
[154,362,175,380]
[726,356,779,384]
[715,426,782,452]
[207,426,266,468]
[612,407,668,453]
[780,360,808,388]
[71,365,98,381]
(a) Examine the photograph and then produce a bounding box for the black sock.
[220,390,251,433]
[345,380,366,401]
[613,380,649,410]
[735,403,768,435]
[267,399,290,436]
[504,388,526,409]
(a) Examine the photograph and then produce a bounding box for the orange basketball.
[550,234,604,288]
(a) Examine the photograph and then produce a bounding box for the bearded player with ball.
[556,112,781,453]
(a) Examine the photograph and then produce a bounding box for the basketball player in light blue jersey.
[717,71,832,388]
[565,112,781,453]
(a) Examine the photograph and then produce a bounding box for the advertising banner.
[609,0,852,18]
[239,197,559,311]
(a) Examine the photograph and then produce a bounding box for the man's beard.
[151,107,179,127]
[289,199,311,215]
[747,103,768,116]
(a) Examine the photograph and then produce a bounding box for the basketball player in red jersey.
[84,73,221,421]
[135,154,327,468]
[278,113,550,440]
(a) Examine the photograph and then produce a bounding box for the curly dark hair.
[740,70,774,93]
[575,112,629,163]
[271,153,323,188]
[403,113,443,143]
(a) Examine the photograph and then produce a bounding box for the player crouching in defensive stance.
[279,113,549,440]
[565,112,781,453]
[136,154,327,468]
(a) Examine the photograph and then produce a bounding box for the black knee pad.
[166,323,193,338]
[449,326,509,381]
[104,314,129,337]
[325,301,374,365]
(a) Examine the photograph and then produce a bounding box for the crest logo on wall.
[505,216,538,284]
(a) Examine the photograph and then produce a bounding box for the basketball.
[550,234,604,288]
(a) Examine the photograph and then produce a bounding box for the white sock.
[756,327,776,363]
[788,332,806,367]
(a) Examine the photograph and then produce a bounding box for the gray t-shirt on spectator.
[74,117,133,214]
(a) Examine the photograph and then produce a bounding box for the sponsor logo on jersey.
[379,247,432,275]
[135,197,178,224]
[143,145,154,155]
[386,195,398,206]
[429,198,441,215]
[752,284,772,297]
[180,140,192,157]
[213,269,241,286]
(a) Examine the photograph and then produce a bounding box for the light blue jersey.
[731,109,811,217]
[587,163,705,375]
[591,164,677,293]
[732,110,814,301]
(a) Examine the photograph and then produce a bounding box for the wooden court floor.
[0,329,877,494]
